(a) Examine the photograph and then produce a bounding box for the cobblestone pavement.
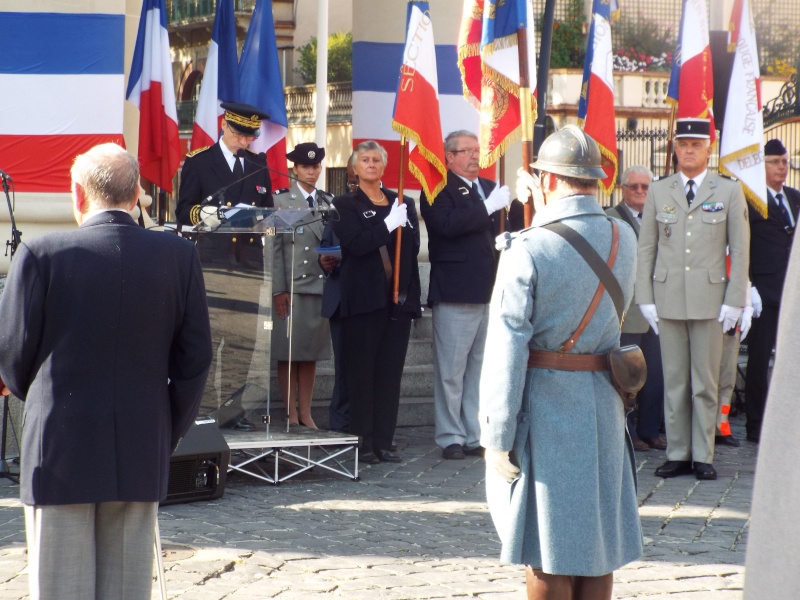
[0,417,755,599]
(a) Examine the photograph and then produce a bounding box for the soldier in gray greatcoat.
[480,127,643,600]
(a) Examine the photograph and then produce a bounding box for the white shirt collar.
[680,169,707,191]
[218,139,240,171]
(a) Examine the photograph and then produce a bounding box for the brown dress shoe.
[632,438,650,451]
[640,436,667,450]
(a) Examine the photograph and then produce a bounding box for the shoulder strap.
[543,219,623,351]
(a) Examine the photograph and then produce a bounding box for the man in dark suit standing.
[606,166,666,452]
[744,138,800,443]
[0,143,212,599]
[176,102,273,430]
[420,130,510,460]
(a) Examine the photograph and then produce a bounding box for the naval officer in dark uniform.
[176,102,274,430]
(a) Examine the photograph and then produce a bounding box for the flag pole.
[531,0,556,226]
[393,136,407,304]
[664,103,676,176]
[498,156,506,233]
[517,25,534,227]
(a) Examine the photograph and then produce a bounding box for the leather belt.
[528,349,609,371]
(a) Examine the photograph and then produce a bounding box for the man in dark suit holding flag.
[744,138,800,442]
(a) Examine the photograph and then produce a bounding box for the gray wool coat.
[479,195,643,576]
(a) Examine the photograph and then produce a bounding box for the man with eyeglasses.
[636,118,750,481]
[606,166,666,453]
[744,138,800,443]
[176,102,274,431]
[420,130,511,460]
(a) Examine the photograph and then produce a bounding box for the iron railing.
[167,0,256,24]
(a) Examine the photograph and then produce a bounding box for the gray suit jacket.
[636,172,750,318]
[272,182,331,295]
[606,203,648,334]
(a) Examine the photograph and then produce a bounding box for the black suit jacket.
[0,212,212,505]
[749,186,800,306]
[176,142,273,226]
[419,171,500,305]
[331,188,421,318]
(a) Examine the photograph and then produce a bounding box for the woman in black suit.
[332,140,421,463]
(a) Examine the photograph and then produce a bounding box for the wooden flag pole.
[393,136,407,304]
[498,155,506,233]
[517,26,534,228]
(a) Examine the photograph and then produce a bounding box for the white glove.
[638,304,659,335]
[719,304,743,333]
[199,206,221,227]
[484,185,511,214]
[383,199,408,232]
[739,305,754,341]
[485,449,520,483]
[516,168,537,204]
[751,286,763,318]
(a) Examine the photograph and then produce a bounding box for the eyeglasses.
[765,158,789,166]
[449,149,481,157]
[623,183,650,191]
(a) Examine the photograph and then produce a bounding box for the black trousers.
[340,307,412,453]
[745,305,780,434]
[327,316,349,432]
[621,329,664,439]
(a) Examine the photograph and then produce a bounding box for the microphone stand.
[1,173,20,483]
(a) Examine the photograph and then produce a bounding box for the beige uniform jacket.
[635,173,750,318]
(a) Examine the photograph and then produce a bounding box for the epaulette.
[186,145,210,158]
[273,188,290,195]
[719,173,737,181]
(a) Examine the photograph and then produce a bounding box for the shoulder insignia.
[719,173,736,181]
[274,188,290,195]
[186,146,210,158]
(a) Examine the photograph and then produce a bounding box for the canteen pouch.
[608,345,647,410]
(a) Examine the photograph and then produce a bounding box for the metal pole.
[315,0,329,187]
[533,0,557,159]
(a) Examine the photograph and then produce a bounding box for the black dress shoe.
[655,460,693,478]
[375,449,402,463]
[231,417,256,432]
[360,452,380,465]
[746,431,760,443]
[693,462,717,480]
[442,443,465,460]
[464,445,485,457]
[715,434,740,448]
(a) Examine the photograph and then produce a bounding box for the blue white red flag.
[578,0,618,194]
[720,0,766,217]
[126,0,180,192]
[0,10,125,193]
[478,0,537,168]
[392,1,448,201]
[667,0,716,141]
[239,0,290,189]
[190,0,239,151]
[457,0,483,108]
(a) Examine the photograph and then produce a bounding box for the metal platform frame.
[222,428,360,484]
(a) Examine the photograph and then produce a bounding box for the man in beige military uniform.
[636,118,750,481]
[272,142,333,428]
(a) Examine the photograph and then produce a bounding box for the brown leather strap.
[558,220,620,352]
[378,245,392,282]
[528,349,609,371]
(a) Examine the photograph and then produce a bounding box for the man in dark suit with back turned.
[744,138,800,442]
[420,130,511,460]
[176,102,273,430]
[0,143,212,599]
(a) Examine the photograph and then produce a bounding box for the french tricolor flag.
[578,0,619,194]
[668,0,716,141]
[126,0,181,192]
[391,1,447,201]
[190,0,240,152]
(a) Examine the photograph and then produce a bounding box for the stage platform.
[222,427,360,484]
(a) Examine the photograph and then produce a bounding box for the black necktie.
[472,181,480,198]
[686,179,695,206]
[775,192,793,227]
[233,156,244,180]
[307,192,315,209]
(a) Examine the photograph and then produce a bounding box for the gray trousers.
[25,501,157,600]
[432,303,489,449]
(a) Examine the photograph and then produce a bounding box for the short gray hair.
[350,140,388,167]
[71,143,140,209]
[620,165,654,185]
[444,130,478,154]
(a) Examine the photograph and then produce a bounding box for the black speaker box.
[162,418,230,506]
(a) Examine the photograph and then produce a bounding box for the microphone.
[0,168,12,181]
